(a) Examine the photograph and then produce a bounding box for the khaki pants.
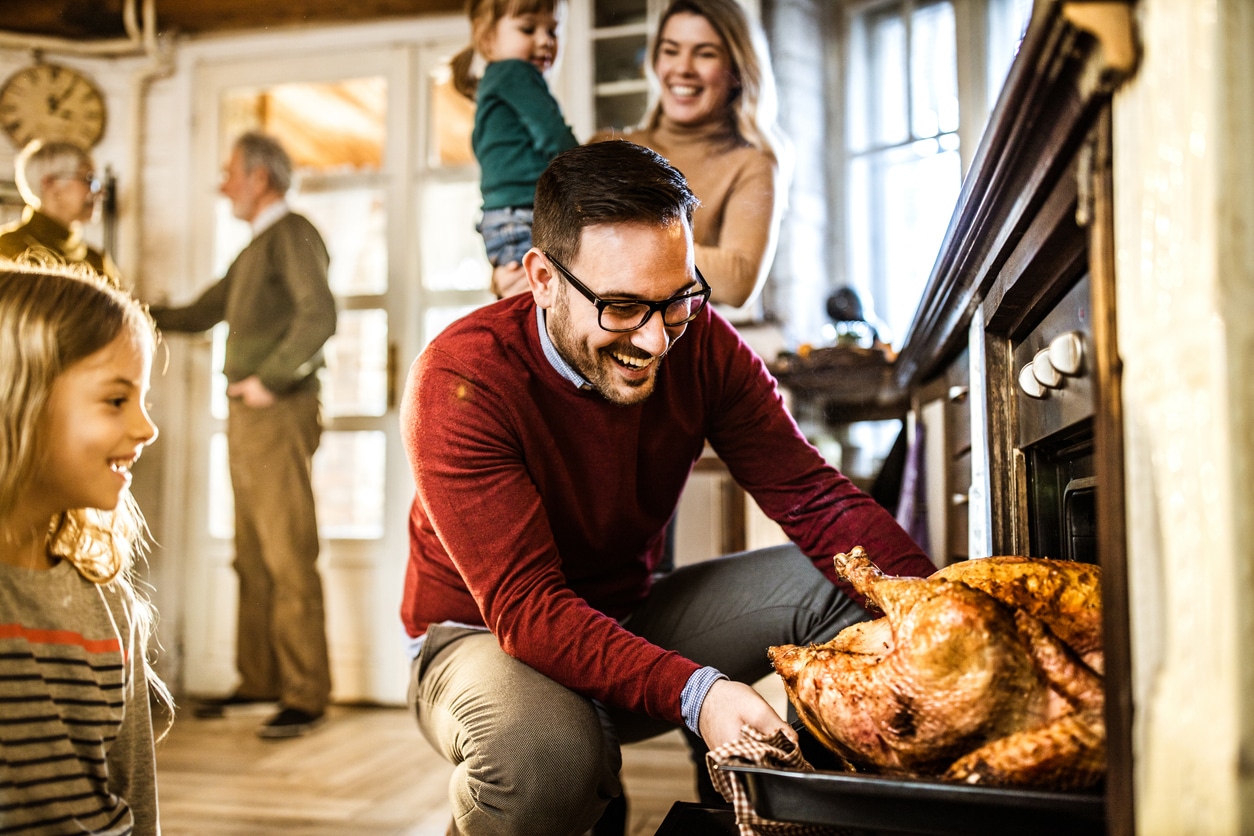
[226,388,331,714]
[408,544,870,835]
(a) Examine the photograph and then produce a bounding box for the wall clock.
[0,62,107,150]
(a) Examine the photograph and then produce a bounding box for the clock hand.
[48,76,80,111]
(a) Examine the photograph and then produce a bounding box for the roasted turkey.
[768,548,1105,790]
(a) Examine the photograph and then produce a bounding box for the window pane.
[429,61,475,168]
[595,0,648,28]
[596,34,647,85]
[323,309,388,417]
[421,180,492,292]
[911,1,958,138]
[313,431,387,539]
[866,6,908,147]
[208,432,232,539]
[209,322,229,420]
[877,142,962,339]
[220,77,386,174]
[293,186,388,296]
[596,91,648,132]
[987,0,1034,105]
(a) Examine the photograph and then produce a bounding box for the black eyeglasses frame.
[543,252,711,333]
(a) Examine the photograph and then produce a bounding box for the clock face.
[0,63,107,150]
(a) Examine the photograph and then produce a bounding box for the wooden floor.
[154,703,698,836]
[155,677,787,835]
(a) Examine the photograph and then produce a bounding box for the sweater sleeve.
[696,151,781,309]
[405,345,699,724]
[254,217,338,393]
[149,275,230,334]
[701,315,935,598]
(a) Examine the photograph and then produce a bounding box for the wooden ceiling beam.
[0,0,462,41]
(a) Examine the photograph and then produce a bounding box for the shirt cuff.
[681,666,728,735]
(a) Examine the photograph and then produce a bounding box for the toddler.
[452,0,579,298]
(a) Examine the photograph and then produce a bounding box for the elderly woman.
[592,0,791,314]
[0,139,120,285]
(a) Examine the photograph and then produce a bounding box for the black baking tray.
[716,765,1105,836]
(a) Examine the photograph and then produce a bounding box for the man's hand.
[492,262,529,299]
[697,679,797,752]
[226,375,276,408]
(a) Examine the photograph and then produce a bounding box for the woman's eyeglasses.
[544,252,711,333]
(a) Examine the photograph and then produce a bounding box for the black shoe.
[191,692,275,719]
[591,793,627,836]
[256,706,325,739]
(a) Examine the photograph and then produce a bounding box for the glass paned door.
[184,47,417,704]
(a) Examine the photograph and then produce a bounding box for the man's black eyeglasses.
[544,252,711,333]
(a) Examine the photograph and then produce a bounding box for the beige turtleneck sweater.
[590,117,781,311]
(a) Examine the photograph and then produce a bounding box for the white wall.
[1113,0,1254,830]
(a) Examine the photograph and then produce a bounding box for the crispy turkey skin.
[768,548,1105,789]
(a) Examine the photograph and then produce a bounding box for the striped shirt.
[0,559,158,835]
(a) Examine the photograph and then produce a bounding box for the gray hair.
[14,139,93,207]
[234,131,293,194]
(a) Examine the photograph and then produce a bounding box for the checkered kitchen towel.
[706,726,854,836]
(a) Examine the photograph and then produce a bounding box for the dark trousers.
[409,543,872,836]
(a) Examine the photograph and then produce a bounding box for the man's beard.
[547,285,661,406]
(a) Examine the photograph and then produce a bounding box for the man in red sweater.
[401,141,934,835]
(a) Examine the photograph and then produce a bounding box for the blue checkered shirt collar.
[536,305,592,391]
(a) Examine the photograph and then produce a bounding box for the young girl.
[451,0,579,298]
[0,262,168,835]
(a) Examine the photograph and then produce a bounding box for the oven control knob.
[1019,363,1048,398]
[1049,331,1084,376]
[1032,348,1063,388]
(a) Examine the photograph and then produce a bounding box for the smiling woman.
[589,0,789,315]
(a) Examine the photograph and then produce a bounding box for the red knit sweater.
[400,294,932,725]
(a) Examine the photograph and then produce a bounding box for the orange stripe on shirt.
[0,622,122,654]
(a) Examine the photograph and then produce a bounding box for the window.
[840,0,1033,346]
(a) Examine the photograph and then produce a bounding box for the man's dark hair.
[532,141,699,265]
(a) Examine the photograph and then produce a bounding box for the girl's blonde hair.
[451,0,562,101]
[0,259,172,719]
[643,0,791,175]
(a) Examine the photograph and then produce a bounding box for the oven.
[1014,274,1098,565]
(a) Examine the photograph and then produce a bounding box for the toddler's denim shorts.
[477,206,534,267]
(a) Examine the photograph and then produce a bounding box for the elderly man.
[399,141,935,834]
[150,131,337,739]
[0,139,120,284]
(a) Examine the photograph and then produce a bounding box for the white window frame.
[831,0,1033,347]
